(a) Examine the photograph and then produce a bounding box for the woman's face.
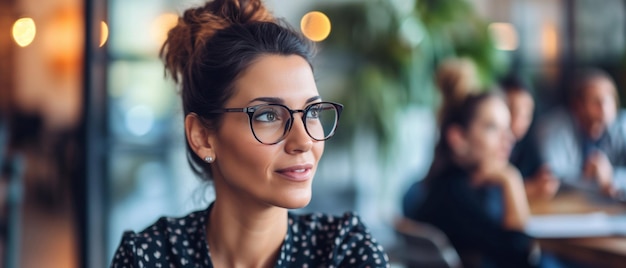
[463,97,515,170]
[210,55,324,209]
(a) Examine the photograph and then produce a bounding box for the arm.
[473,165,530,230]
[402,180,426,221]
[515,130,560,200]
[499,166,531,230]
[524,166,560,201]
[614,167,626,188]
[609,113,626,190]
[584,151,615,195]
[429,177,536,267]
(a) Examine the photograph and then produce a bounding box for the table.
[529,190,626,267]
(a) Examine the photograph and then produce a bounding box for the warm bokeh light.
[300,11,331,42]
[151,13,179,47]
[488,22,518,51]
[100,21,109,47]
[12,17,37,47]
[542,22,559,62]
[40,6,83,77]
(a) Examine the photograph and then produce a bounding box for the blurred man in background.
[537,69,626,197]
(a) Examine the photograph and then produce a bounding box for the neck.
[206,192,288,268]
[451,157,488,184]
[451,156,475,172]
[573,113,605,141]
[586,125,605,141]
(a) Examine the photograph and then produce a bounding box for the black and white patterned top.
[110,204,390,267]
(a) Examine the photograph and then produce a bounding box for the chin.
[272,189,312,209]
[286,199,311,210]
[491,158,509,169]
[277,199,311,210]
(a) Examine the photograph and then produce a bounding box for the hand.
[524,166,560,200]
[472,163,523,187]
[473,164,530,230]
[583,152,615,196]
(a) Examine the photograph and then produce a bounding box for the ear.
[185,113,217,161]
[446,124,469,157]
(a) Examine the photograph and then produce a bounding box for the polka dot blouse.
[110,204,390,267]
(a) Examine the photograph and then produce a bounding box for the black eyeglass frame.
[208,101,343,145]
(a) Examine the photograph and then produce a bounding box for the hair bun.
[205,0,274,25]
[161,0,274,83]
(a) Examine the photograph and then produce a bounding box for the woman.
[110,0,389,267]
[406,93,539,268]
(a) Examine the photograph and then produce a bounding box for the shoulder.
[402,180,427,218]
[421,170,485,217]
[135,208,207,249]
[611,110,626,135]
[537,108,574,132]
[541,107,571,121]
[429,170,471,196]
[288,212,389,267]
[289,212,376,241]
[535,108,578,148]
[110,208,211,267]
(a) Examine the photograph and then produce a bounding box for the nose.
[284,115,314,154]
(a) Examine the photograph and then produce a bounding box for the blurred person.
[110,0,389,267]
[501,76,559,200]
[435,57,481,125]
[537,69,626,197]
[404,92,539,268]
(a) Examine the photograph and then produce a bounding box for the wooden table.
[529,190,626,267]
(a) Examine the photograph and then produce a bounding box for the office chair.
[394,216,463,268]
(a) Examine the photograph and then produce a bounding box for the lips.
[276,164,314,181]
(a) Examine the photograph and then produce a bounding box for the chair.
[393,217,463,268]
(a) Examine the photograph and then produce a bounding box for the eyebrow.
[248,96,321,105]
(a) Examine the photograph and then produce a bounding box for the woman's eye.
[483,122,498,131]
[307,108,321,119]
[254,110,280,122]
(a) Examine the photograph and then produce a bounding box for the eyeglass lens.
[250,103,339,144]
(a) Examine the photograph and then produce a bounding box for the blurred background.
[1,0,626,267]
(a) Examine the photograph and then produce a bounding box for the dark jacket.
[404,164,536,268]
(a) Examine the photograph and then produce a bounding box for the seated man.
[537,69,626,196]
[502,76,559,200]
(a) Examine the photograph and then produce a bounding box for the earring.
[204,156,214,163]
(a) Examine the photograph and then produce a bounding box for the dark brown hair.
[425,92,500,183]
[500,74,531,94]
[161,0,315,180]
[435,58,480,125]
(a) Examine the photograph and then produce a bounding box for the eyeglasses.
[209,102,343,145]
